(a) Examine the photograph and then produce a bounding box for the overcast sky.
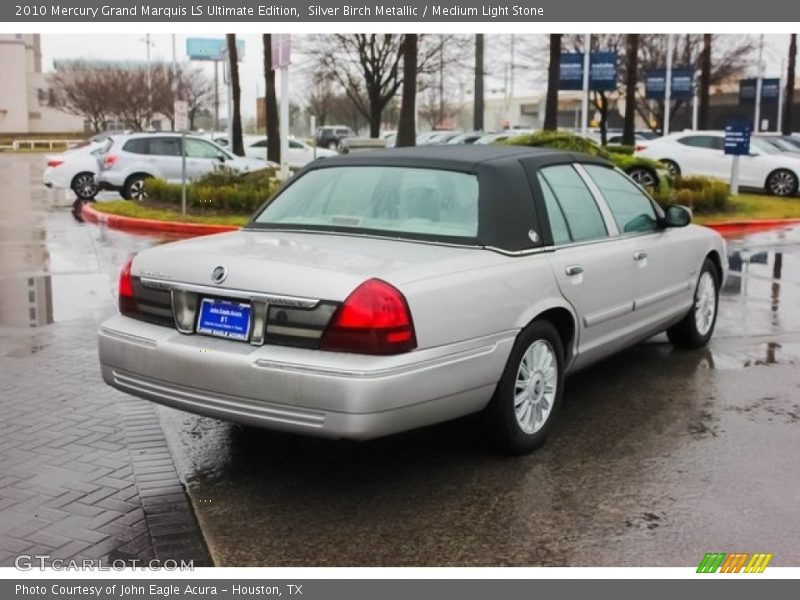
[39,33,793,122]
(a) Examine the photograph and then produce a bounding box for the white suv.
[95,133,269,200]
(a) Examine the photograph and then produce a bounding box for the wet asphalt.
[2,153,799,567]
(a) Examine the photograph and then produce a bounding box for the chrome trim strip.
[634,280,692,311]
[99,328,157,349]
[139,277,320,309]
[253,342,503,379]
[583,301,634,328]
[483,245,554,257]
[573,162,621,237]
[241,227,484,251]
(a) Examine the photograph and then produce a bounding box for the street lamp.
[140,34,156,129]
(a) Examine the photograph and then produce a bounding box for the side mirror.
[664,205,692,228]
[216,154,226,162]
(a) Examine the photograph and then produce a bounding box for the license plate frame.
[196,298,252,342]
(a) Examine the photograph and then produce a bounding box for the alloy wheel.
[514,340,558,434]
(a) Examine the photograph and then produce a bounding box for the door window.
[583,165,659,234]
[185,138,224,159]
[539,165,608,243]
[148,138,181,156]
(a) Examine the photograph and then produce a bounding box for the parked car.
[42,136,114,199]
[243,135,337,168]
[447,131,485,145]
[755,134,800,154]
[635,131,800,196]
[314,125,355,150]
[98,146,726,454]
[95,133,267,200]
[474,130,535,145]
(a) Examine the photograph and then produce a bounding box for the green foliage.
[654,176,730,214]
[143,166,281,214]
[503,131,609,157]
[605,144,635,156]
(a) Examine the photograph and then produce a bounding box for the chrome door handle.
[565,265,584,276]
[633,251,648,262]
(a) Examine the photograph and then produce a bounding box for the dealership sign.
[645,68,694,100]
[559,52,618,91]
[739,78,780,104]
[186,37,245,61]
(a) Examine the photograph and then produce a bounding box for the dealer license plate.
[196,298,252,342]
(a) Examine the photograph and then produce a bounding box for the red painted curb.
[81,203,240,236]
[704,217,800,236]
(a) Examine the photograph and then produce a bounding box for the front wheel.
[626,166,658,189]
[765,169,798,197]
[660,159,681,178]
[123,175,151,201]
[667,258,720,349]
[485,320,565,454]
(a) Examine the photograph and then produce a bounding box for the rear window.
[123,138,149,154]
[253,166,479,239]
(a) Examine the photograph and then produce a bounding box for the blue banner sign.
[186,37,245,61]
[559,52,618,91]
[739,78,781,104]
[645,68,695,100]
[724,119,752,156]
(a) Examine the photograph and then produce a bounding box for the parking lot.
[1,152,799,567]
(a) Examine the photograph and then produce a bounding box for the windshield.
[252,166,480,239]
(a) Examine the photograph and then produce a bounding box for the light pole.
[140,34,155,129]
[754,34,765,132]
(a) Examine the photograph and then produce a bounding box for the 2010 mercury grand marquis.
[98,146,726,453]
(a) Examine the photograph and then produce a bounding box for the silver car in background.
[98,146,726,453]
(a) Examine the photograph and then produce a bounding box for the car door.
[146,137,183,182]
[581,164,697,333]
[532,163,638,368]
[184,138,227,180]
[675,134,729,179]
[288,139,310,167]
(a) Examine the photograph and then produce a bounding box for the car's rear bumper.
[98,314,515,440]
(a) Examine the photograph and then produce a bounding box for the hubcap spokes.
[514,340,557,434]
[694,271,716,336]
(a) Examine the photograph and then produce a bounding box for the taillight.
[47,160,64,168]
[103,154,118,169]
[118,256,137,316]
[634,144,647,152]
[321,279,416,355]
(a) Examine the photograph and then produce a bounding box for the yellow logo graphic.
[697,552,773,573]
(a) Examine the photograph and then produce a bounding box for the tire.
[70,172,98,200]
[485,320,565,454]
[327,140,338,150]
[667,258,720,349]
[122,174,151,201]
[765,169,798,197]
[626,166,658,189]
[660,159,681,178]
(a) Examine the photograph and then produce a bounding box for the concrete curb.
[82,201,800,238]
[81,202,239,235]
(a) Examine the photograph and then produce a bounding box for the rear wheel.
[70,172,97,200]
[765,169,798,197]
[122,174,151,201]
[667,258,720,349]
[486,320,565,454]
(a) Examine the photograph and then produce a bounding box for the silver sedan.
[98,146,726,453]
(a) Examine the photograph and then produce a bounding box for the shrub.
[654,176,730,214]
[143,166,282,214]
[605,144,634,156]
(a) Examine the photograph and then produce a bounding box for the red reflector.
[321,279,416,355]
[47,160,64,168]
[118,256,137,316]
[103,154,118,169]
[634,144,647,152]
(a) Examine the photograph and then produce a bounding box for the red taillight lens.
[103,154,118,169]
[634,144,647,152]
[321,279,416,355]
[47,160,64,168]
[118,256,137,316]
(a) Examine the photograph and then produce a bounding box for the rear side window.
[149,138,181,156]
[122,138,148,154]
[537,174,571,245]
[583,165,658,234]
[539,165,607,243]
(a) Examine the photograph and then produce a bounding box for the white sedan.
[98,146,726,454]
[42,139,107,199]
[635,131,800,196]
[243,135,336,168]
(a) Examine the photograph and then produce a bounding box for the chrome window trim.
[573,162,621,237]
[139,277,320,309]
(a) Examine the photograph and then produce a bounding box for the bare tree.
[473,34,484,131]
[226,34,244,156]
[544,35,561,131]
[622,34,639,145]
[263,34,281,163]
[397,34,418,147]
[783,34,797,135]
[49,62,115,132]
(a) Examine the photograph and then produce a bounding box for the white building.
[0,34,86,134]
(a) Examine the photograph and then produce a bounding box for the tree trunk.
[397,34,417,147]
[369,91,382,138]
[226,34,245,157]
[699,34,712,130]
[622,34,639,145]
[263,34,281,164]
[544,34,561,131]
[783,34,796,136]
[473,34,484,132]
[598,92,608,145]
